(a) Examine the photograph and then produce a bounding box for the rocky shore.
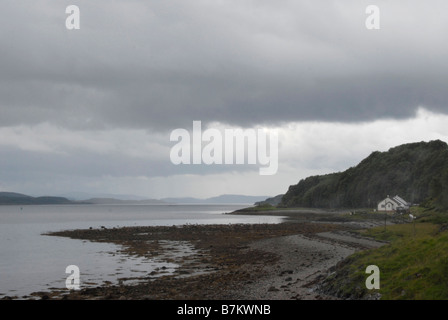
[27,210,388,300]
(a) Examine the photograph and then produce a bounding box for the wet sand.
[26,210,389,300]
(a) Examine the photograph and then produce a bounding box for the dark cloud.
[1,1,448,197]
[1,1,447,131]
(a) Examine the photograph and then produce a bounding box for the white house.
[377,195,410,213]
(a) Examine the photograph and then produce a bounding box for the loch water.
[0,204,284,298]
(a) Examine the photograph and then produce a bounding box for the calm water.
[0,204,284,298]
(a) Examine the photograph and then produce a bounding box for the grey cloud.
[1,0,447,132]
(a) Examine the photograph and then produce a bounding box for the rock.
[280,270,293,276]
[179,270,190,275]
[268,286,279,292]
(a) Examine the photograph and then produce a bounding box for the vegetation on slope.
[280,140,448,210]
[320,206,448,300]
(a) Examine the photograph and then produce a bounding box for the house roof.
[384,198,401,206]
[393,195,409,206]
[378,195,409,207]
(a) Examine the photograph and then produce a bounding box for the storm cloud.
[1,1,448,198]
[1,1,448,131]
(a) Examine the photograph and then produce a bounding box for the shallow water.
[0,204,283,298]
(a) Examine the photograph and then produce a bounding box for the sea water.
[0,204,283,298]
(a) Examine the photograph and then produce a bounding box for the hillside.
[254,194,284,206]
[280,140,448,210]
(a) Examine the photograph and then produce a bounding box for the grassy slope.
[323,208,448,300]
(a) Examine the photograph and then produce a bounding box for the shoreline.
[25,210,389,300]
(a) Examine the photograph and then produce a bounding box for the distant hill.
[0,192,271,206]
[58,192,150,201]
[280,140,448,210]
[162,194,271,204]
[0,192,73,205]
[83,198,166,205]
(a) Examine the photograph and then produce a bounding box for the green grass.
[362,222,438,242]
[326,213,448,300]
[415,208,448,225]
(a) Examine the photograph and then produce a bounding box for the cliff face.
[280,140,448,209]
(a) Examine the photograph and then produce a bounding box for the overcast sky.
[1,1,448,199]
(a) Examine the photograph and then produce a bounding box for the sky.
[1,1,448,199]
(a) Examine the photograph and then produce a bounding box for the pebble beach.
[27,210,388,300]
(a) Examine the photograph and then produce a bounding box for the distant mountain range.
[0,192,74,205]
[0,192,271,205]
[56,192,151,201]
[81,198,166,205]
